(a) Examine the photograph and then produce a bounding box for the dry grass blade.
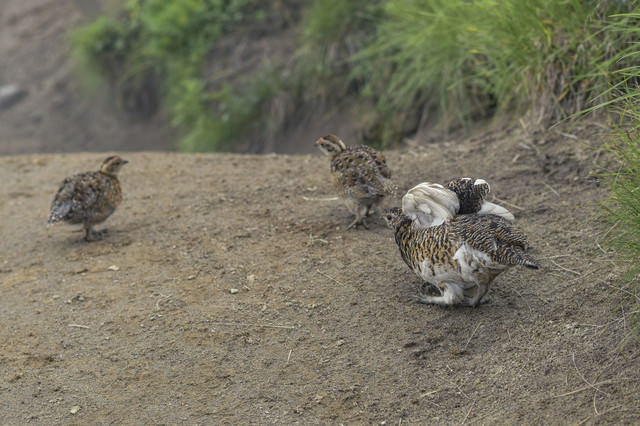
[316,269,346,286]
[549,259,581,276]
[572,352,610,397]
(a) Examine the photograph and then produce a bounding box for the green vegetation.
[586,12,640,339]
[603,127,640,340]
[72,0,272,150]
[72,0,639,150]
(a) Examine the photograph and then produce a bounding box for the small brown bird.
[384,207,539,307]
[48,155,128,241]
[402,177,514,228]
[315,134,396,229]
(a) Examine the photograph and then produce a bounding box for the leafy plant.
[71,0,270,150]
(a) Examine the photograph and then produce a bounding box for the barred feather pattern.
[385,208,539,307]
[446,177,490,214]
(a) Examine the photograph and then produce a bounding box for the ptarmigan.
[48,155,128,241]
[402,177,514,228]
[315,134,396,229]
[384,206,539,307]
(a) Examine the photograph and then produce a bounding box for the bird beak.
[122,159,129,164]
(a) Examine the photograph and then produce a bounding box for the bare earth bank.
[1,128,639,424]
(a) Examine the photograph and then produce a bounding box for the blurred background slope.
[0,0,176,155]
[1,0,639,155]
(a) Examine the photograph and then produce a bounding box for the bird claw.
[346,218,368,230]
[85,228,108,242]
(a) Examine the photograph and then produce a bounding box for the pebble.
[0,84,27,109]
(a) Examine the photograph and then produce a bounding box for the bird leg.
[459,283,489,307]
[346,205,369,230]
[416,282,464,306]
[365,204,377,217]
[346,216,368,230]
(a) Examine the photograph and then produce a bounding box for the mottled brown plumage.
[384,207,539,307]
[48,155,128,241]
[315,134,396,229]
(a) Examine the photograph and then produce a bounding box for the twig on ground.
[542,182,560,196]
[553,380,616,398]
[463,324,481,351]
[549,259,581,276]
[316,269,345,286]
[511,288,533,312]
[68,324,90,329]
[572,352,610,397]
[435,373,470,400]
[460,400,476,425]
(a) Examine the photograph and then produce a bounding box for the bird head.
[315,134,346,158]
[383,207,405,228]
[100,155,129,177]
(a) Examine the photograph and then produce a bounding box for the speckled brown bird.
[48,155,128,241]
[384,207,539,307]
[315,134,396,229]
[402,177,514,228]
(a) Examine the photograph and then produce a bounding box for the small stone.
[0,84,27,109]
[247,274,256,284]
[187,275,196,280]
[70,405,81,414]
[230,288,239,294]
[107,265,119,271]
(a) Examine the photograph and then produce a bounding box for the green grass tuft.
[348,0,640,142]
[584,12,640,340]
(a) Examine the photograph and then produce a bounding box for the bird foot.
[85,228,108,242]
[346,217,368,230]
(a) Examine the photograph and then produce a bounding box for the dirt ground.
[2,0,640,424]
[2,126,640,424]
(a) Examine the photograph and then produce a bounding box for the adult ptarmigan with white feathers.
[385,179,538,307]
[401,177,514,228]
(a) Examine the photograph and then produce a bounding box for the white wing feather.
[478,201,515,221]
[402,182,460,227]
